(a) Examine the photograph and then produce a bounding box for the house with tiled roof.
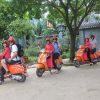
[79,21,100,50]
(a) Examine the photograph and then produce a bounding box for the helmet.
[91,34,95,38]
[46,37,50,41]
[8,36,15,44]
[53,36,57,40]
[3,40,9,47]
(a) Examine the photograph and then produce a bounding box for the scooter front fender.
[34,64,45,69]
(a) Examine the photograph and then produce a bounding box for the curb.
[27,63,74,69]
[63,63,74,66]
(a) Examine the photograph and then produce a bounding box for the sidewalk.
[63,59,74,66]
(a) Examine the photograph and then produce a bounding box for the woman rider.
[0,40,10,84]
[45,37,54,70]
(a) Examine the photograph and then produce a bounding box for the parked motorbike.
[35,49,63,77]
[74,45,100,68]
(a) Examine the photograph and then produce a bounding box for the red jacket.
[45,43,54,53]
[0,47,10,59]
[45,43,54,68]
[84,41,92,49]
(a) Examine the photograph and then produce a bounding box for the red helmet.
[3,40,9,47]
[53,36,57,40]
[46,37,50,41]
[8,36,15,44]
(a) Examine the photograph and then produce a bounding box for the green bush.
[0,41,3,52]
[62,51,70,59]
[28,56,38,63]
[24,47,41,57]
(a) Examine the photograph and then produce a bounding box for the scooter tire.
[36,68,45,77]
[56,64,62,71]
[17,74,26,82]
[74,60,80,68]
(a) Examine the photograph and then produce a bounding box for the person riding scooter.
[0,36,21,84]
[45,37,54,70]
[0,40,11,84]
[90,34,97,54]
[84,38,92,65]
[36,38,62,77]
[52,36,62,68]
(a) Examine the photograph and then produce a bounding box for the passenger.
[45,37,54,70]
[90,34,97,54]
[52,36,62,67]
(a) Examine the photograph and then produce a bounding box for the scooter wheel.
[17,74,26,82]
[74,60,80,68]
[56,64,62,71]
[93,62,97,64]
[36,68,45,77]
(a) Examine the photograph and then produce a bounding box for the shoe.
[5,71,11,76]
[0,80,4,85]
[90,62,93,66]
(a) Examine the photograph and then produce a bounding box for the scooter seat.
[9,61,22,65]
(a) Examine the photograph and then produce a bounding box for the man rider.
[52,36,62,67]
[90,34,97,54]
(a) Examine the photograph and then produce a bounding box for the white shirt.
[90,39,97,49]
[11,44,20,61]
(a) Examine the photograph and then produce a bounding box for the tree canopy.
[0,0,100,60]
[7,19,33,38]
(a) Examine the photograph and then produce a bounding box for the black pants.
[0,68,6,81]
[53,53,60,68]
[87,48,91,62]
[91,48,96,54]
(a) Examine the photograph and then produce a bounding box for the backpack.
[16,44,24,57]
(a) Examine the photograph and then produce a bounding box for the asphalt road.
[0,64,100,100]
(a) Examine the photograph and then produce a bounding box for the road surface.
[0,64,100,100]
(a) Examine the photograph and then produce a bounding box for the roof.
[79,21,100,29]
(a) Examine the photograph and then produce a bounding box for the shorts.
[5,59,21,65]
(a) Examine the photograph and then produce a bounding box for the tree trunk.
[69,33,76,62]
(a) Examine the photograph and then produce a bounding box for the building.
[79,21,100,50]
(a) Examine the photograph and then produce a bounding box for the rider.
[1,36,21,75]
[45,37,54,70]
[90,34,97,54]
[52,36,62,67]
[84,38,92,65]
[0,40,11,84]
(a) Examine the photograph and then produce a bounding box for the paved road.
[0,64,100,100]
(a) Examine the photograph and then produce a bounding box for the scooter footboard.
[7,64,25,74]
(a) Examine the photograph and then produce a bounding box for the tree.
[7,19,34,38]
[10,0,44,19]
[44,0,99,61]
[0,0,16,33]
[94,0,100,13]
